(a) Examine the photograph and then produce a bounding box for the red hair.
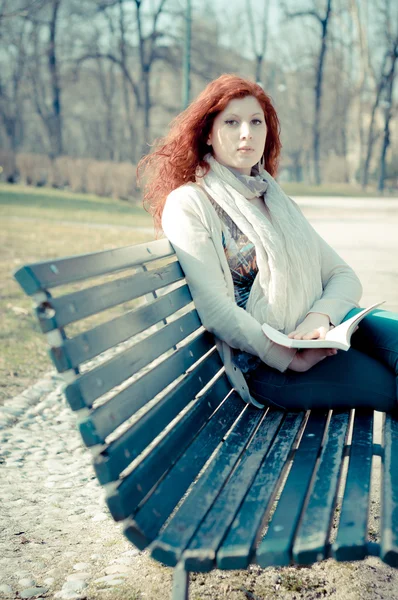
[138,74,282,234]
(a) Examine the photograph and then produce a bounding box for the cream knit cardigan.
[161,183,363,407]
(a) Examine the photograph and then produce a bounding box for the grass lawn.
[282,181,394,197]
[0,184,154,405]
[0,183,153,227]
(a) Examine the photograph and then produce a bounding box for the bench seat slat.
[256,410,329,568]
[381,413,398,567]
[14,239,174,294]
[66,310,202,410]
[93,349,223,484]
[181,409,288,573]
[78,331,216,446]
[149,406,264,567]
[123,392,245,548]
[217,412,305,570]
[292,410,351,564]
[51,285,193,372]
[39,262,184,332]
[107,378,236,524]
[332,410,374,562]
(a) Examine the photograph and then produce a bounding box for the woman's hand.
[287,312,332,340]
[288,347,338,372]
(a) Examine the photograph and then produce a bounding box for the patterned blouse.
[207,197,262,374]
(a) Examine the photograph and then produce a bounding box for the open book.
[261,301,385,351]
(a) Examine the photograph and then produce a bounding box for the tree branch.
[285,9,323,24]
[0,0,48,21]
[75,52,141,104]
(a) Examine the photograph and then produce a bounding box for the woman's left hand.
[287,312,332,340]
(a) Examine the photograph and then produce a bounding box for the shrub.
[0,150,17,182]
[86,160,113,197]
[16,153,51,186]
[108,161,137,200]
[10,152,139,199]
[323,153,350,184]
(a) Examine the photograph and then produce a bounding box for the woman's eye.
[225,119,238,125]
[252,119,263,125]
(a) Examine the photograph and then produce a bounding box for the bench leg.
[172,562,189,600]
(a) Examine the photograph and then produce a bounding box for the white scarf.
[198,155,323,334]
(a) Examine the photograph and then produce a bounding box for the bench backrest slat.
[94,348,223,484]
[106,386,241,521]
[78,330,217,446]
[39,261,184,332]
[14,240,241,549]
[51,285,193,372]
[14,238,174,294]
[66,310,202,410]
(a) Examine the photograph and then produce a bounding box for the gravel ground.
[1,197,398,600]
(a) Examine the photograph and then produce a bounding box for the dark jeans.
[245,308,398,412]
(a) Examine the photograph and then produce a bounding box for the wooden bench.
[14,238,398,599]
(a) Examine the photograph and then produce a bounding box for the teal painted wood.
[332,410,373,562]
[292,410,351,564]
[123,392,244,549]
[381,413,398,567]
[256,410,329,568]
[217,412,305,570]
[50,285,193,372]
[181,409,293,573]
[172,563,189,600]
[37,261,184,333]
[13,238,174,294]
[65,309,202,411]
[115,388,241,534]
[93,348,223,484]
[150,405,263,567]
[78,331,216,446]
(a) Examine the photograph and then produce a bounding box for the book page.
[324,301,385,343]
[262,301,385,350]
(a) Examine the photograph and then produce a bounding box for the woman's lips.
[238,147,254,152]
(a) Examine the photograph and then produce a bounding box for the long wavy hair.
[138,74,282,234]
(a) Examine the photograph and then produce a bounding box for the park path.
[0,197,398,600]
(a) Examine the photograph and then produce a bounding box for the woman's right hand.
[288,348,338,372]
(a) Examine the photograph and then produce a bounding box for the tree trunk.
[378,40,397,193]
[313,0,332,186]
[118,0,137,162]
[361,60,387,188]
[47,0,63,157]
[135,0,151,157]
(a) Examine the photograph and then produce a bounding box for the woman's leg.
[246,345,396,413]
[345,308,398,387]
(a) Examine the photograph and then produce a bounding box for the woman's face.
[207,96,267,175]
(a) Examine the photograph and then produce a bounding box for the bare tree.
[28,0,64,157]
[75,0,171,159]
[378,34,398,191]
[0,15,30,152]
[361,0,398,189]
[283,0,333,185]
[246,0,270,86]
[0,0,48,21]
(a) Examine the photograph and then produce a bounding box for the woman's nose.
[240,123,252,139]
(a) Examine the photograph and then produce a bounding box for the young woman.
[138,74,397,412]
